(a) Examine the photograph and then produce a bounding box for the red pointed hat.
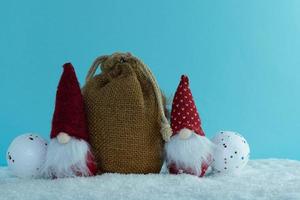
[50,63,89,141]
[171,75,205,136]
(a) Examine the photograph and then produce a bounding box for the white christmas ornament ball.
[6,133,48,178]
[211,131,250,174]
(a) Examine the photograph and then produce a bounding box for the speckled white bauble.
[6,133,48,178]
[211,131,250,174]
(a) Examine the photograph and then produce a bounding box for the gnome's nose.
[57,132,71,144]
[179,128,193,140]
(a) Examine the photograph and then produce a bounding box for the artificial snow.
[0,159,300,200]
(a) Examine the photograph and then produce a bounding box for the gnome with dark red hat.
[41,63,97,178]
[165,75,214,177]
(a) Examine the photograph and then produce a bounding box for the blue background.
[1,0,300,166]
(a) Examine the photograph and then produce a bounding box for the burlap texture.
[82,53,165,174]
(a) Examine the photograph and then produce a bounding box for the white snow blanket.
[0,159,300,200]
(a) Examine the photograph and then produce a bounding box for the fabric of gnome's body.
[41,63,97,178]
[165,75,214,177]
[82,52,171,174]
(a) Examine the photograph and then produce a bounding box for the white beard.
[165,130,215,176]
[40,137,92,178]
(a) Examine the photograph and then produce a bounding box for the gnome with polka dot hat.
[41,63,97,178]
[165,75,214,177]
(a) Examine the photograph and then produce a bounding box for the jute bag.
[82,52,172,174]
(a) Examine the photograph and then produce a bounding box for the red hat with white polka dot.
[171,75,205,136]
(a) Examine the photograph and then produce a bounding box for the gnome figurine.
[165,75,214,177]
[41,63,97,178]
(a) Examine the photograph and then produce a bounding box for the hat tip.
[181,74,189,83]
[63,62,73,69]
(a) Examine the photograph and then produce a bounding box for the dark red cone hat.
[50,63,89,141]
[171,75,205,136]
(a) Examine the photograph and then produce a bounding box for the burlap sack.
[82,52,172,174]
